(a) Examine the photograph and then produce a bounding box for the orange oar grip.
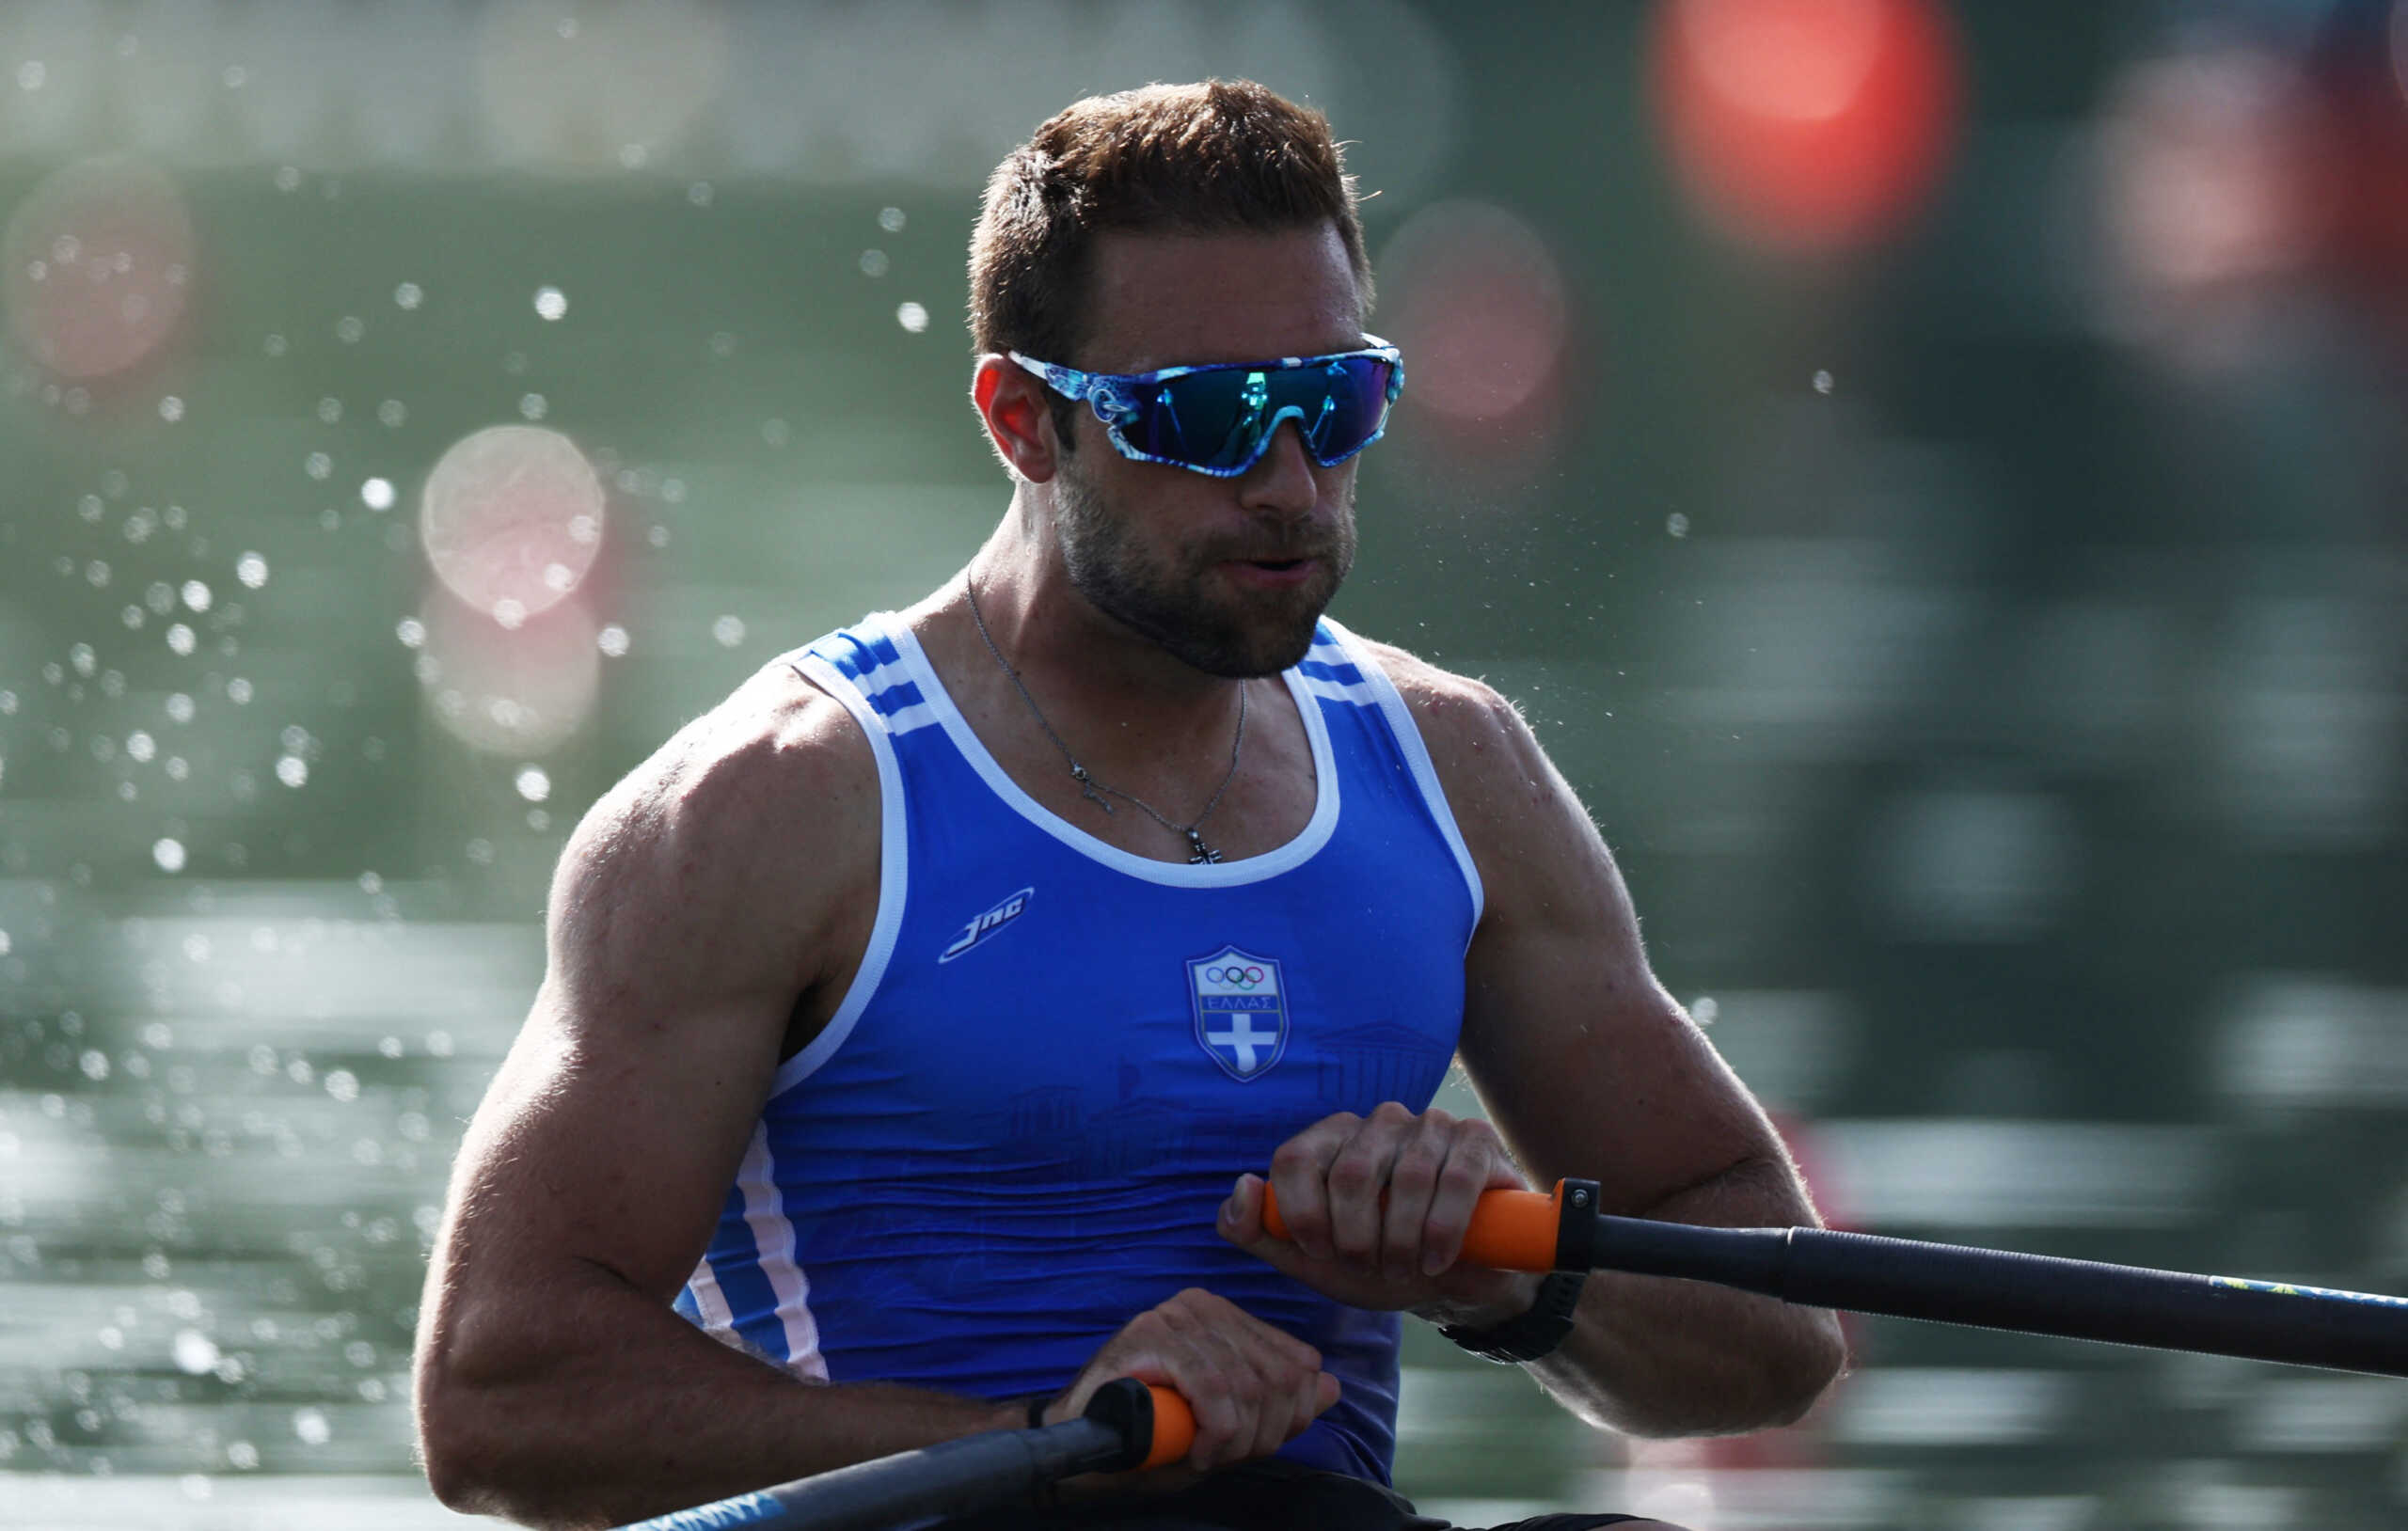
[1140,1384,1195,1469]
[1257,1180,1564,1272]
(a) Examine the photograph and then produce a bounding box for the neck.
[956,495,1254,742]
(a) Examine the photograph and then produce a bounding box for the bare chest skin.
[926,606,1323,866]
[775,645,1319,1063]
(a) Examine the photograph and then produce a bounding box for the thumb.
[1216,1173,1263,1242]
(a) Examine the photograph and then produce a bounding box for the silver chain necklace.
[963,577,1245,865]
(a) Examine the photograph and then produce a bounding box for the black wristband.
[1024,1391,1055,1428]
[1435,1270,1587,1364]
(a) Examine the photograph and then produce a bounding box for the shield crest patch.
[1188,945,1289,1082]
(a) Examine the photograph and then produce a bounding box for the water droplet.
[859,249,889,278]
[377,398,406,427]
[518,392,547,421]
[360,478,394,511]
[18,60,47,91]
[263,332,287,357]
[80,1049,108,1081]
[181,579,210,612]
[1690,996,1719,1026]
[172,1330,218,1375]
[895,301,929,333]
[227,1441,258,1470]
[1813,369,1834,395]
[394,282,422,310]
[227,677,254,704]
[325,1070,357,1103]
[688,181,714,208]
[71,643,95,675]
[128,732,156,763]
[275,755,307,788]
[85,559,111,587]
[305,451,332,481]
[221,64,246,89]
[492,597,527,630]
[1666,513,1690,539]
[166,623,195,655]
[236,551,268,588]
[712,615,745,648]
[761,418,788,448]
[597,623,629,657]
[166,692,194,723]
[879,206,907,234]
[158,395,183,421]
[396,617,425,648]
[334,315,363,344]
[274,165,302,192]
[533,286,567,322]
[514,765,550,802]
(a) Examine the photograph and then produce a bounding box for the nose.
[1237,419,1320,520]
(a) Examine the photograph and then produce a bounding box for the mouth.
[1221,556,1323,589]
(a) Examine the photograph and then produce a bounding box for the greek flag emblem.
[1187,945,1289,1082]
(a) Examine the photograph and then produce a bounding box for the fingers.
[1266,1104,1526,1280]
[1068,1288,1335,1474]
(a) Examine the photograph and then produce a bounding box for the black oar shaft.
[1571,1210,2408,1379]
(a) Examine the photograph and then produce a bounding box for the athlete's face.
[1050,225,1366,679]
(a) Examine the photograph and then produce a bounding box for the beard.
[1052,458,1357,679]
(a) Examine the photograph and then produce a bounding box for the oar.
[1265,1178,2408,1378]
[608,1377,1195,1531]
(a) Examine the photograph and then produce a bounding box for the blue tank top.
[674,611,1481,1484]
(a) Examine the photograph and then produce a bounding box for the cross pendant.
[1186,831,1223,865]
[1069,765,1113,813]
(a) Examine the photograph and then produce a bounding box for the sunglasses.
[1008,339,1405,478]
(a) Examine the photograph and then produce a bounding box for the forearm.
[417,1260,1021,1529]
[1521,1159,1848,1436]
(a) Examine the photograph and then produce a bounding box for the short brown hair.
[969,80,1372,439]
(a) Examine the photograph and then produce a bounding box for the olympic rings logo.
[1205,965,1267,987]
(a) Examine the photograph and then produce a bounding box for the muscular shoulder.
[1353,637,1555,826]
[547,656,879,1004]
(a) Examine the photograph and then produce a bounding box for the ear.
[972,355,1062,483]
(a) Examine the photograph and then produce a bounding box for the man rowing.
[412,80,1847,1531]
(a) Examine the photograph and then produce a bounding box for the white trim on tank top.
[880,612,1343,890]
[1317,617,1487,936]
[768,650,913,1096]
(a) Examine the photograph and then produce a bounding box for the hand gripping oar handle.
[1262,1178,2408,1380]
[610,1379,1195,1531]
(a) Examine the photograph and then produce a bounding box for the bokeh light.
[2097,46,2326,372]
[1651,0,1960,255]
[419,424,608,625]
[0,155,196,381]
[1376,199,1570,455]
[415,586,601,757]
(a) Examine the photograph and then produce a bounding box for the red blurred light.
[1652,0,1961,255]
[420,424,608,624]
[1379,200,1571,456]
[0,156,195,381]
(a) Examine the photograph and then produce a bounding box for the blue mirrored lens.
[1123,357,1395,472]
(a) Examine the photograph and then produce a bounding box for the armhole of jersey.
[1320,618,1485,938]
[768,649,908,1096]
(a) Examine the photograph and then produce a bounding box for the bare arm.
[1414,650,1846,1434]
[1216,646,1846,1436]
[413,666,1335,1528]
[412,670,1030,1527]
